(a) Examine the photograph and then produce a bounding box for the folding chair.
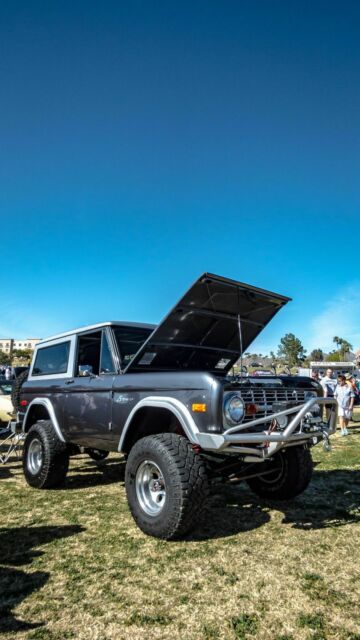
[0,420,25,465]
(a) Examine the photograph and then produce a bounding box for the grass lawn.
[1,419,359,640]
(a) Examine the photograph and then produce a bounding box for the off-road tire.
[125,433,209,540]
[247,446,313,500]
[23,420,69,489]
[11,370,29,413]
[87,448,109,461]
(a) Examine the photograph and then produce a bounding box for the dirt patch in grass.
[0,425,359,639]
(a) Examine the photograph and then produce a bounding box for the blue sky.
[1,1,359,354]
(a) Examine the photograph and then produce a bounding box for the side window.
[100,333,115,374]
[33,342,70,376]
[76,331,102,376]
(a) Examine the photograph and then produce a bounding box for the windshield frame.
[111,325,155,373]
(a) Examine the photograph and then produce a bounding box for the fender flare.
[118,396,201,452]
[23,398,65,443]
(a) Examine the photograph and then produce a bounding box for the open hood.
[125,273,291,374]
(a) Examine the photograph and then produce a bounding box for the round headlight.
[304,390,321,416]
[276,414,288,429]
[224,393,245,425]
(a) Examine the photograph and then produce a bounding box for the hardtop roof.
[38,321,156,345]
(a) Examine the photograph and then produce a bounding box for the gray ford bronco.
[16,273,336,539]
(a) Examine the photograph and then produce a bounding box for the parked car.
[15,273,336,539]
[252,369,273,376]
[0,381,14,425]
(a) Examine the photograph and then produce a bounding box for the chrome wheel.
[27,438,43,475]
[135,459,166,516]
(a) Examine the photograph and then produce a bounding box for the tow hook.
[321,429,332,452]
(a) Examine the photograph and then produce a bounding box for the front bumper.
[197,397,337,459]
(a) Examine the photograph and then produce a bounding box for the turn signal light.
[192,403,207,412]
[245,403,257,415]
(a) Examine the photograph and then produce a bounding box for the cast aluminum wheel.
[27,438,43,475]
[135,459,166,516]
[125,434,209,539]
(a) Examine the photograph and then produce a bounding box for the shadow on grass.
[48,459,360,538]
[64,458,126,489]
[2,457,358,544]
[280,468,360,530]
[0,466,13,480]
[188,468,360,541]
[0,524,84,634]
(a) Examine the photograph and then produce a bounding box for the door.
[63,329,116,448]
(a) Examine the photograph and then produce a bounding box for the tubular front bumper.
[197,397,337,458]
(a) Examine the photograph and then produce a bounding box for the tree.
[277,333,306,367]
[310,349,324,361]
[327,350,341,362]
[339,339,352,359]
[11,348,33,364]
[0,352,10,366]
[332,336,353,360]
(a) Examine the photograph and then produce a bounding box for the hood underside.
[125,273,291,374]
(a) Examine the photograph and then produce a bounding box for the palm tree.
[333,336,353,360]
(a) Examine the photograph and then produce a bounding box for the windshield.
[0,383,12,395]
[113,326,154,369]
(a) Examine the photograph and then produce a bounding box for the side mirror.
[78,364,93,377]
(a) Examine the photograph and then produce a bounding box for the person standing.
[320,368,337,398]
[320,368,337,418]
[334,375,355,436]
[347,374,360,406]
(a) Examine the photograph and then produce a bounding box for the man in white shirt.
[334,375,355,436]
[320,368,337,420]
[320,368,337,398]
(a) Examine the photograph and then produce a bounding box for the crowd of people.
[311,368,359,436]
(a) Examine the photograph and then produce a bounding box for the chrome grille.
[240,387,307,422]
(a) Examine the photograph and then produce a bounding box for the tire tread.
[247,446,313,500]
[126,433,209,539]
[23,420,69,489]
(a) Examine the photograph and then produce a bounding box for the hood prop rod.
[237,311,243,381]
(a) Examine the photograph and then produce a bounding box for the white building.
[298,361,358,378]
[0,338,41,355]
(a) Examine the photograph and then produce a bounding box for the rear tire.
[247,446,313,500]
[23,420,69,489]
[11,370,29,413]
[125,433,209,539]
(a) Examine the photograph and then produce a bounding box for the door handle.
[65,379,75,385]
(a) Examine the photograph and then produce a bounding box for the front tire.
[125,433,209,540]
[247,446,313,500]
[23,421,69,489]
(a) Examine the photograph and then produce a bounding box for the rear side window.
[32,342,70,376]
